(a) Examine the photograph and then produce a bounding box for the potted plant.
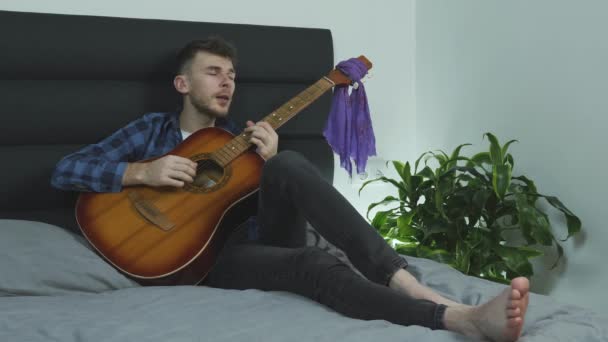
[360,133,581,284]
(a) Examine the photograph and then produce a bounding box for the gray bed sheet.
[1,220,607,341]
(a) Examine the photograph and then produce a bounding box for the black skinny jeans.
[203,151,446,329]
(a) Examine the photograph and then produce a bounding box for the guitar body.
[76,127,264,286]
[75,55,372,286]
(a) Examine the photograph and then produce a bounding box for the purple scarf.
[323,58,376,176]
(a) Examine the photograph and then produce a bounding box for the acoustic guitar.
[76,56,372,286]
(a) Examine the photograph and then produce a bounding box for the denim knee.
[293,247,347,278]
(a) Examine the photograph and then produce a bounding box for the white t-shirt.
[181,130,192,140]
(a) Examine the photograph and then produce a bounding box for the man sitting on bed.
[51,36,529,341]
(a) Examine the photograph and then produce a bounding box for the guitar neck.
[213,77,335,166]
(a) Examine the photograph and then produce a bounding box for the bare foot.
[444,277,530,341]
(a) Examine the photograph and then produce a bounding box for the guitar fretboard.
[212,77,335,166]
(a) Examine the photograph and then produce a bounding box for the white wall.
[416,0,608,316]
[0,0,415,215]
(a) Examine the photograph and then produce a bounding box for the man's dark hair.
[175,36,238,75]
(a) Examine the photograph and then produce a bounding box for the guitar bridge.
[127,191,175,231]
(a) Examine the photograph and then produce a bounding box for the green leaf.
[414,151,432,173]
[388,226,402,239]
[421,220,449,240]
[467,152,492,168]
[471,188,492,226]
[397,188,407,202]
[505,153,515,168]
[438,176,454,195]
[515,193,552,245]
[512,175,538,204]
[392,160,405,178]
[472,188,492,209]
[409,175,423,194]
[493,245,534,277]
[434,188,449,221]
[492,164,512,200]
[417,166,436,181]
[392,161,412,193]
[516,246,544,258]
[379,217,398,236]
[533,211,553,246]
[455,240,472,274]
[370,210,391,230]
[543,196,582,240]
[416,245,455,265]
[484,132,503,166]
[359,176,406,196]
[479,263,510,284]
[436,149,450,161]
[395,243,418,256]
[366,196,402,220]
[501,139,518,158]
[432,151,448,166]
[550,237,564,269]
[397,211,414,226]
[448,143,472,169]
[446,166,490,184]
[358,178,379,195]
[403,161,411,178]
[403,162,412,191]
[564,215,582,241]
[444,156,471,171]
[396,212,419,239]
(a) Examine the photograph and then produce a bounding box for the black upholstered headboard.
[0,10,334,232]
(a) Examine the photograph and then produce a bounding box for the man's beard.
[191,96,229,119]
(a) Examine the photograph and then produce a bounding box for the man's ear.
[174,75,189,95]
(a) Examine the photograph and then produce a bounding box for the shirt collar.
[168,112,239,140]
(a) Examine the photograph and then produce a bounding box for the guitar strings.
[193,134,255,173]
[188,84,324,176]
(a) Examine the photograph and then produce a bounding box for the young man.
[51,37,529,341]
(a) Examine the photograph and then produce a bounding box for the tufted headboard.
[0,10,334,233]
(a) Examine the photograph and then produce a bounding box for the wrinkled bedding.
[1,220,606,341]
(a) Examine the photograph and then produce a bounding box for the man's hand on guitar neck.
[122,155,197,188]
[245,120,278,160]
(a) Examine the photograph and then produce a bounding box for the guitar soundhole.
[185,158,228,193]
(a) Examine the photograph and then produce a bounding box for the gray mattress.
[1,220,606,341]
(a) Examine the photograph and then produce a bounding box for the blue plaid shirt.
[51,112,239,193]
[51,112,259,239]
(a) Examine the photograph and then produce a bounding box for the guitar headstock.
[327,55,372,86]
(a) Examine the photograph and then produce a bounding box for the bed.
[1,10,607,341]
